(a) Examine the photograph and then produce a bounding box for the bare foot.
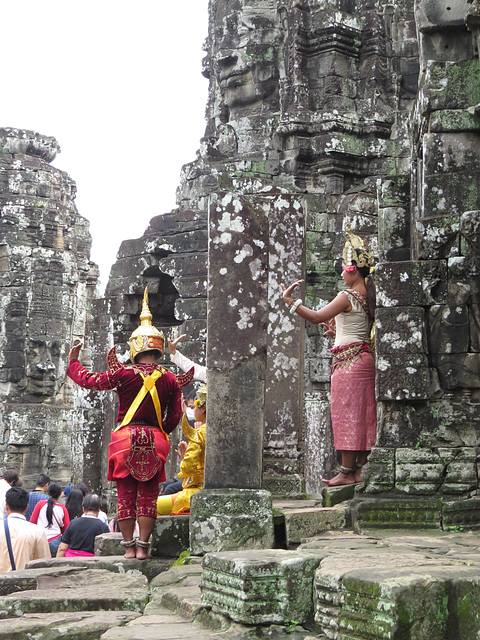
[135,546,151,560]
[354,467,363,483]
[123,546,136,559]
[324,472,356,487]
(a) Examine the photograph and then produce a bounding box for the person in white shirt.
[168,334,207,383]
[0,470,20,520]
[0,486,49,571]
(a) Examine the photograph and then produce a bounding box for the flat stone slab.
[322,482,357,507]
[26,554,172,581]
[0,611,140,640]
[100,612,260,640]
[0,569,148,618]
[273,499,323,510]
[283,504,349,545]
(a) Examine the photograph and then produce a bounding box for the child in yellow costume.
[157,385,206,515]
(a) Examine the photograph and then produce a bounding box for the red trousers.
[116,471,161,521]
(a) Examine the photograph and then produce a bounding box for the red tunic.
[67,358,182,481]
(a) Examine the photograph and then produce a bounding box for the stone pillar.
[190,192,276,554]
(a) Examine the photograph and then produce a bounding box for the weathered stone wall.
[362,0,480,522]
[103,0,420,496]
[0,128,100,489]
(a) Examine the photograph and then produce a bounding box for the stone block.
[416,0,469,30]
[420,132,480,221]
[395,448,445,494]
[375,402,428,448]
[420,31,474,66]
[201,549,322,625]
[339,568,450,640]
[160,253,208,278]
[416,215,460,259]
[376,307,426,355]
[421,60,480,112]
[375,261,447,308]
[0,611,141,640]
[376,353,431,400]
[432,353,480,389]
[189,489,274,555]
[428,304,470,355]
[283,505,348,546]
[442,498,480,530]
[460,209,480,260]
[422,397,480,447]
[378,206,410,261]
[361,448,395,493]
[94,532,123,556]
[440,448,477,495]
[0,569,148,618]
[449,575,480,638]
[351,497,443,530]
[262,474,305,499]
[150,516,190,558]
[322,483,357,508]
[430,109,480,133]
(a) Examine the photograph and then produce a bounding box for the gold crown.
[342,223,375,270]
[129,287,165,363]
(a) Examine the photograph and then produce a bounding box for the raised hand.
[176,440,188,461]
[168,334,186,355]
[280,280,304,306]
[68,342,83,361]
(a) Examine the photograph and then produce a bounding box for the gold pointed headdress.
[129,287,165,363]
[342,223,375,271]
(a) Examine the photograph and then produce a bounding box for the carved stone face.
[212,0,281,117]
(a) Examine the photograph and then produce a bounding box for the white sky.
[2,1,209,289]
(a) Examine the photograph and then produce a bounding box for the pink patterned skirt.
[330,342,377,451]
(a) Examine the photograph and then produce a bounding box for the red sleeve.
[30,500,47,524]
[67,358,116,391]
[60,504,70,532]
[163,376,183,435]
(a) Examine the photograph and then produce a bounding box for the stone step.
[26,554,172,582]
[146,563,204,619]
[281,504,351,546]
[0,568,148,619]
[0,611,141,640]
[322,482,358,507]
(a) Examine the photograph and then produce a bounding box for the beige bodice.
[334,290,370,347]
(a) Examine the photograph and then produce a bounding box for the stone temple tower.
[0,128,100,489]
[101,0,480,530]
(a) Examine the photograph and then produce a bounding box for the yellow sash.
[114,369,167,440]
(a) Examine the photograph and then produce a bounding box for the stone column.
[190,192,280,554]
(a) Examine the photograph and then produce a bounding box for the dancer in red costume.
[67,288,183,559]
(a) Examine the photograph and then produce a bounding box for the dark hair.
[6,486,29,513]
[134,348,162,362]
[2,469,19,485]
[353,263,376,320]
[83,493,101,512]
[74,481,89,497]
[36,473,50,487]
[66,488,84,520]
[45,482,62,527]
